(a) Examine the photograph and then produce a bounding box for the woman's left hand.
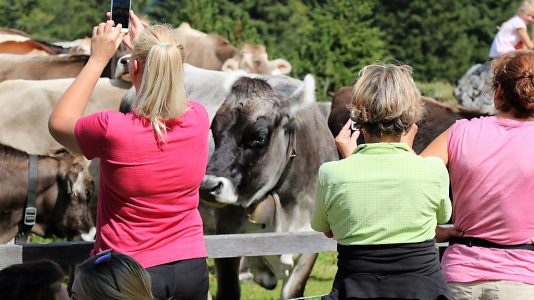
[435,226,462,243]
[335,119,360,158]
[90,20,125,66]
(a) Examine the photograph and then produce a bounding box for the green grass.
[416,81,456,104]
[208,252,337,299]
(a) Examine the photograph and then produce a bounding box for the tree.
[374,0,520,82]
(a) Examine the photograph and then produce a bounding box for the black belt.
[449,237,534,251]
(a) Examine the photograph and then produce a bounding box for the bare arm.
[517,28,534,49]
[420,126,452,165]
[48,21,125,154]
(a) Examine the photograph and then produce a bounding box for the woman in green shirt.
[312,63,452,300]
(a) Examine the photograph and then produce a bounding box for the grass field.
[416,81,456,104]
[208,252,338,299]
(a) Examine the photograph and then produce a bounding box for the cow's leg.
[280,253,318,299]
[215,257,241,300]
[214,205,245,300]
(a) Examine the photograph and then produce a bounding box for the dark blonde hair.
[75,252,153,300]
[492,50,534,118]
[132,24,186,142]
[350,63,423,137]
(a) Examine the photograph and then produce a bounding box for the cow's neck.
[246,129,297,225]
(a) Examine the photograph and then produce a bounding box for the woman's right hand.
[335,119,360,158]
[401,123,418,149]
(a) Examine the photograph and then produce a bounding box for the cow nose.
[200,175,238,205]
[120,57,129,66]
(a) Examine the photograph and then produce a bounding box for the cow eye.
[247,132,267,148]
[244,126,269,149]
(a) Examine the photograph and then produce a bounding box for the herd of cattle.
[0,24,488,299]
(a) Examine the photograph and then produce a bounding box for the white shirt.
[489,15,527,58]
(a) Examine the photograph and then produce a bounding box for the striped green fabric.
[311,143,451,245]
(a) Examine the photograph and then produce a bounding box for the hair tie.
[158,41,169,46]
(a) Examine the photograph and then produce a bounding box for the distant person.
[422,49,534,299]
[489,0,534,58]
[48,11,210,300]
[71,250,153,300]
[312,63,452,299]
[0,259,69,300]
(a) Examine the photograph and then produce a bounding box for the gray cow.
[200,76,338,299]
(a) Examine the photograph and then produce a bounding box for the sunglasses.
[94,249,121,293]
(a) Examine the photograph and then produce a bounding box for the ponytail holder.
[159,41,170,46]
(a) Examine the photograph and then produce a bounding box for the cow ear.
[222,72,254,96]
[221,57,240,72]
[52,150,71,179]
[287,74,316,118]
[268,58,292,75]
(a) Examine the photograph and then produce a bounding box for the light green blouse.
[311,143,451,245]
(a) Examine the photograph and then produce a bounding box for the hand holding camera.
[335,119,360,158]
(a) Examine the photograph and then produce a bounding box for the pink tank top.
[443,116,534,284]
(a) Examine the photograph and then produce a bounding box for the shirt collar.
[353,143,411,155]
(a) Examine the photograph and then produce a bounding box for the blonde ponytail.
[132,25,186,142]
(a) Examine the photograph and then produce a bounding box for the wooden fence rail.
[0,232,448,270]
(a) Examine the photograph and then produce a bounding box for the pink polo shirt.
[443,116,534,284]
[75,100,209,268]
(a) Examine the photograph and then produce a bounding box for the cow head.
[222,44,292,75]
[200,75,315,208]
[40,151,95,240]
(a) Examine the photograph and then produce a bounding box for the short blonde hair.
[350,63,423,137]
[519,0,534,14]
[132,24,186,143]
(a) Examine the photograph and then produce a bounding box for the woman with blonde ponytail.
[49,11,210,300]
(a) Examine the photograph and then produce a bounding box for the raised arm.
[48,21,125,153]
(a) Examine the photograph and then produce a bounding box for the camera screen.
[112,0,130,28]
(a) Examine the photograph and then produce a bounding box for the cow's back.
[0,78,130,155]
[0,54,89,81]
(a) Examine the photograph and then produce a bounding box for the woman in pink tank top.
[421,50,534,299]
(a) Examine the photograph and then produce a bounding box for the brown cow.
[328,86,488,154]
[0,54,89,81]
[0,143,94,243]
[114,24,293,80]
[221,44,292,75]
[0,28,66,56]
[175,22,240,71]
